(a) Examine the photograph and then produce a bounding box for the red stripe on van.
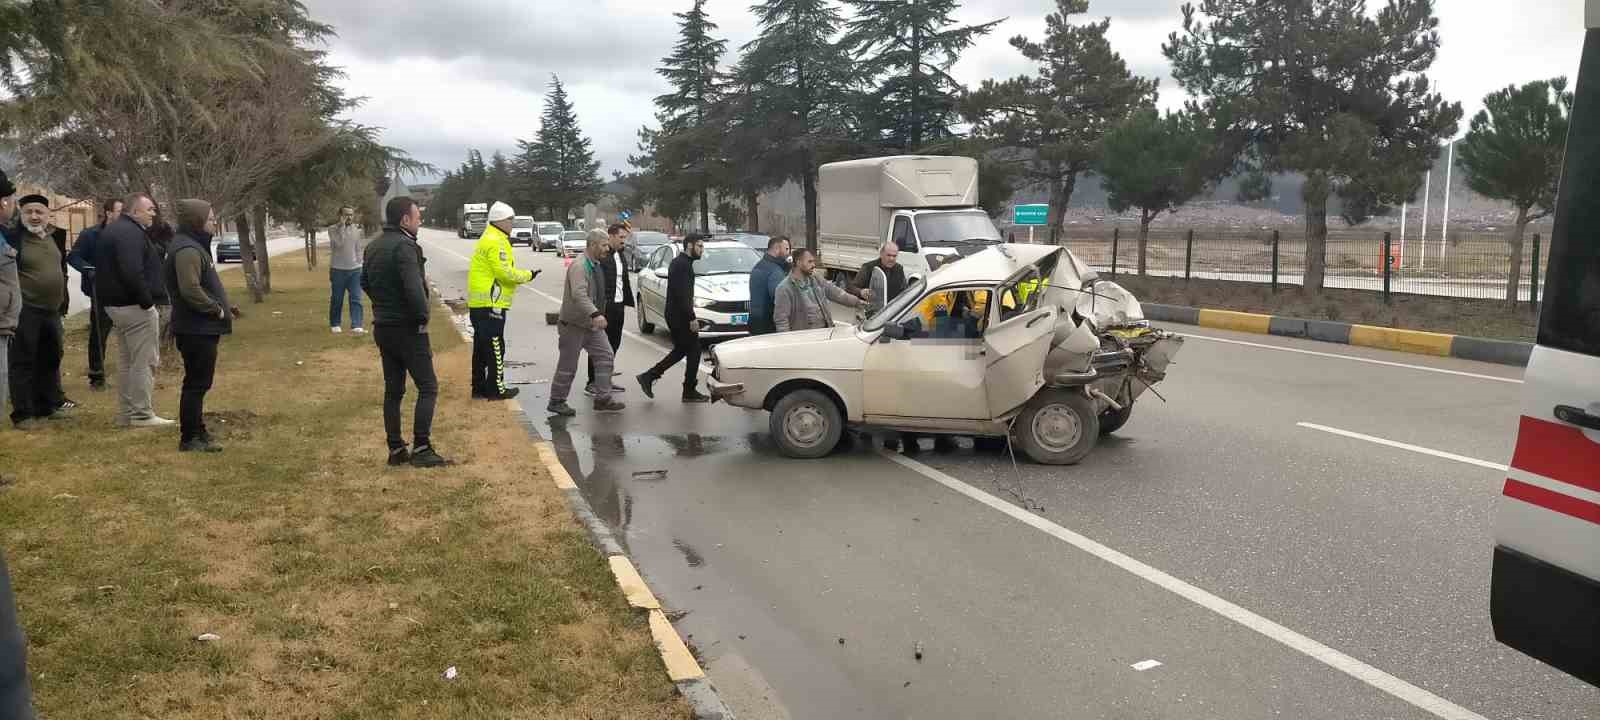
[1510,416,1600,494]
[1504,479,1600,526]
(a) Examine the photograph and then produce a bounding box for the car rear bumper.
[1491,544,1600,686]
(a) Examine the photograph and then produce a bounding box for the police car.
[1489,0,1600,688]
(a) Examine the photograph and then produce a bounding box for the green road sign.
[1013,204,1049,226]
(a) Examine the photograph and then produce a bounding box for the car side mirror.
[882,323,908,341]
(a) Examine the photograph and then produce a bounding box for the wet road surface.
[417,229,1596,720]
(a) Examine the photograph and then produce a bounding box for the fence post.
[1110,227,1119,276]
[1382,231,1392,305]
[1184,229,1194,282]
[1271,230,1280,292]
[1530,233,1542,309]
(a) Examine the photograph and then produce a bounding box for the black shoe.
[594,398,626,413]
[55,399,79,412]
[682,389,710,403]
[471,389,489,399]
[179,437,223,453]
[636,373,656,399]
[387,447,412,466]
[484,387,520,401]
[547,401,577,417]
[410,445,453,468]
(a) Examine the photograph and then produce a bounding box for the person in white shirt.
[586,224,633,397]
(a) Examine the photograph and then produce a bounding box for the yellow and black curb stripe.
[1145,303,1533,367]
[439,291,734,719]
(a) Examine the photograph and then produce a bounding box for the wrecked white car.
[705,244,1183,465]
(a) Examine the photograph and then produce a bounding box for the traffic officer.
[467,201,538,400]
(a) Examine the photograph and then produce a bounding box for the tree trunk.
[802,159,820,251]
[237,211,265,303]
[253,205,272,294]
[1138,211,1152,275]
[1302,174,1330,294]
[305,228,318,271]
[746,192,760,234]
[699,189,711,233]
[1046,172,1077,245]
[1505,207,1530,303]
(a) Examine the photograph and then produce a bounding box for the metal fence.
[1047,225,1553,304]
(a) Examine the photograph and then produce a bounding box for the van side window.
[892,216,915,253]
[1539,89,1600,356]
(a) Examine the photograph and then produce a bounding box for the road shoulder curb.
[439,292,733,719]
[1143,302,1533,367]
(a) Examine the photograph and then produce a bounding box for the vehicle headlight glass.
[694,297,715,308]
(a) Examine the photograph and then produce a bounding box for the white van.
[1489,1,1600,688]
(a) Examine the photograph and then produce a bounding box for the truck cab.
[817,156,1002,286]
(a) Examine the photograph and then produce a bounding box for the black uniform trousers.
[470,308,508,396]
[8,306,65,425]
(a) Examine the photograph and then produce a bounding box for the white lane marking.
[1295,422,1509,472]
[1179,332,1524,385]
[884,452,1489,720]
[1130,659,1163,672]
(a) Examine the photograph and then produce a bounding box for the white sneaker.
[128,416,176,428]
[351,327,366,335]
[331,326,343,334]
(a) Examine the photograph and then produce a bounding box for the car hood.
[712,326,860,369]
[694,274,749,302]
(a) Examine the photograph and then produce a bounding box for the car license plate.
[732,314,749,325]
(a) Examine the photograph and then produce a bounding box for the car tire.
[770,389,844,459]
[1013,389,1099,465]
[1099,403,1133,435]
[637,293,655,334]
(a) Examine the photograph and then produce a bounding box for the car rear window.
[1539,33,1600,357]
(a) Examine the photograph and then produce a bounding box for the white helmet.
[487,201,515,223]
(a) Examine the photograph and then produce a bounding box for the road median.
[0,257,690,718]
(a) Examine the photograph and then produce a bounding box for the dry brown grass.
[0,256,689,719]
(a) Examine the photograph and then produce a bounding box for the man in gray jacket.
[774,247,862,332]
[548,230,624,417]
[328,206,365,334]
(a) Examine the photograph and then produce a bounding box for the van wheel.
[637,294,655,334]
[770,389,843,459]
[1013,389,1099,465]
[1099,404,1133,435]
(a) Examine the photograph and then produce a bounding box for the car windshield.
[513,218,534,228]
[862,277,928,332]
[694,245,761,275]
[562,231,586,242]
[538,223,564,234]
[915,211,1002,247]
[633,232,668,247]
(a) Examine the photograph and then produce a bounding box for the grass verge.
[0,256,689,718]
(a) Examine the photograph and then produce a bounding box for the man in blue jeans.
[328,206,364,334]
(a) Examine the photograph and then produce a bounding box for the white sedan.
[559,230,588,256]
[635,240,761,339]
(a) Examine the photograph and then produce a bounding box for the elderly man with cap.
[164,199,239,452]
[466,201,537,401]
[7,193,72,428]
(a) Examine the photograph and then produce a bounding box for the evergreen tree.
[843,0,1001,150]
[516,75,603,222]
[653,0,728,232]
[966,0,1156,244]
[1163,0,1462,293]
[1097,109,1216,275]
[740,0,862,248]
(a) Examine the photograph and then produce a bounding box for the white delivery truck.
[457,202,489,238]
[817,155,1003,284]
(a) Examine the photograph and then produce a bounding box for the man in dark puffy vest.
[163,199,238,452]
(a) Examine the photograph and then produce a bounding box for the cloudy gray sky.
[301,0,1586,184]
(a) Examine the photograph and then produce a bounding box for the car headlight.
[694,297,715,308]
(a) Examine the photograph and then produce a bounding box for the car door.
[642,246,674,325]
[1490,17,1600,687]
[862,285,991,422]
[981,275,1058,418]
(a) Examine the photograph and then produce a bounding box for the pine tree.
[652,0,728,232]
[1163,0,1462,293]
[1097,109,1216,275]
[843,0,1001,151]
[740,0,862,248]
[966,0,1156,244]
[516,75,603,223]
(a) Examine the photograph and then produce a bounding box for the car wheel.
[1013,389,1099,465]
[637,293,655,334]
[1099,403,1133,435]
[770,389,844,459]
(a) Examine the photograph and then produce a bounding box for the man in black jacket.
[636,234,709,403]
[65,198,122,390]
[164,200,239,453]
[586,224,633,396]
[848,242,906,303]
[361,197,450,468]
[7,195,72,427]
[95,193,173,428]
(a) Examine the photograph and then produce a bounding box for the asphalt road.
[416,229,1596,720]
